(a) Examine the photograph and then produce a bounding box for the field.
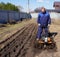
[34,22,60,57]
[0,19,60,57]
[24,19,60,57]
[0,19,33,42]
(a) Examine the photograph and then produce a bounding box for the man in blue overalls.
[37,7,51,40]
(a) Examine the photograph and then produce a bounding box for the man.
[37,7,51,40]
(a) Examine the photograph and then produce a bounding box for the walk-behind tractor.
[35,28,56,49]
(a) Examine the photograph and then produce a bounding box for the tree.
[0,2,22,12]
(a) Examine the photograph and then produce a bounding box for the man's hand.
[38,24,40,26]
[48,24,51,27]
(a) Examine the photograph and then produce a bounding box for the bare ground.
[0,19,60,57]
[34,24,60,57]
[24,19,60,57]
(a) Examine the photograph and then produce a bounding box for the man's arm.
[48,14,51,25]
[37,14,41,26]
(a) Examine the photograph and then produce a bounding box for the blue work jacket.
[37,11,51,27]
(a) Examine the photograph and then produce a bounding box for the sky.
[0,0,60,12]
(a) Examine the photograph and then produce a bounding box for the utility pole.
[28,0,30,13]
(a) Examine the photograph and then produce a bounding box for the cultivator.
[35,28,56,49]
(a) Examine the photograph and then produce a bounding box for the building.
[53,2,60,10]
[31,1,60,19]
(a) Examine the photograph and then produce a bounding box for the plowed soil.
[0,19,60,57]
[23,20,60,57]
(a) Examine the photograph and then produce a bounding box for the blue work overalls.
[37,11,51,39]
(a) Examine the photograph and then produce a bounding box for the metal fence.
[31,12,60,19]
[0,10,31,24]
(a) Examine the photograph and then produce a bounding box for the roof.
[54,2,60,7]
[34,9,60,13]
